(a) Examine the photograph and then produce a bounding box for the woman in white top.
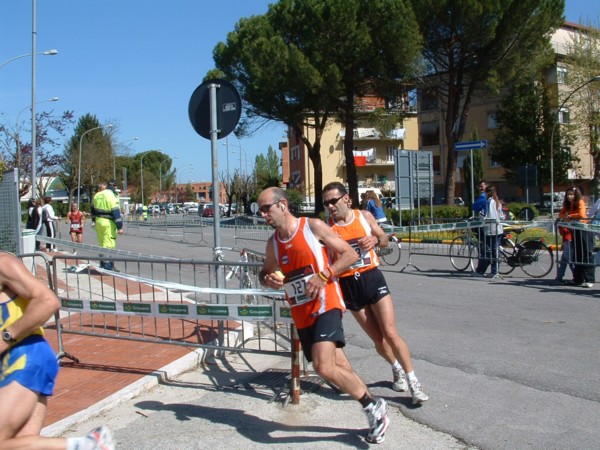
[474,185,504,276]
[41,196,58,251]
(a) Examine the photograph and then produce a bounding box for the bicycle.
[496,226,554,278]
[213,247,258,305]
[449,226,480,272]
[374,221,402,265]
[375,233,402,265]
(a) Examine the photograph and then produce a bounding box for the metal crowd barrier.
[554,220,600,281]
[46,254,291,366]
[124,217,209,244]
[401,218,485,271]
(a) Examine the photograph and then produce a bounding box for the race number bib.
[283,265,316,307]
[347,238,371,269]
[71,224,81,230]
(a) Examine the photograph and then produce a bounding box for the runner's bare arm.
[309,218,359,277]
[360,210,389,248]
[260,238,284,288]
[0,253,59,343]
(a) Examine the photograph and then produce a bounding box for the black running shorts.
[339,268,390,311]
[296,308,346,362]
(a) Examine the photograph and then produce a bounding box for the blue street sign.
[454,140,488,151]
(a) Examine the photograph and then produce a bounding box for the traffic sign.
[454,140,487,151]
[188,78,242,140]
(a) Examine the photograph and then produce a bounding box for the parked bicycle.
[373,221,402,265]
[497,226,554,278]
[375,233,402,265]
[213,247,257,304]
[449,225,480,272]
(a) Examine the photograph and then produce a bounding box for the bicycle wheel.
[240,272,258,305]
[449,235,477,272]
[497,248,516,275]
[381,237,402,265]
[520,241,554,278]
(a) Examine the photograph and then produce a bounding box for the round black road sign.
[188,78,242,140]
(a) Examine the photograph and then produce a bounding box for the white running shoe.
[392,367,408,392]
[85,425,115,450]
[364,398,390,444]
[409,379,429,405]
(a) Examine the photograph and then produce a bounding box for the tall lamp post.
[140,151,153,206]
[550,75,600,217]
[115,137,139,179]
[159,156,177,199]
[0,49,57,70]
[78,124,113,205]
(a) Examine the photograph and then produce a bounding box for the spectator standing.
[25,198,36,230]
[560,187,594,287]
[323,182,429,405]
[258,187,390,444]
[91,180,124,271]
[41,197,58,252]
[0,251,115,449]
[365,190,387,225]
[556,188,577,284]
[473,185,504,277]
[66,203,86,252]
[31,198,44,251]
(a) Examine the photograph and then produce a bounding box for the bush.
[387,205,471,225]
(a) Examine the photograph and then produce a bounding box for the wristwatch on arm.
[2,329,16,344]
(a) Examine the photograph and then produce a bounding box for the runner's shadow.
[134,400,371,447]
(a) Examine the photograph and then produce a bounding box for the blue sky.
[0,0,596,183]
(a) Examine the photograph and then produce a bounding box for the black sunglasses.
[258,200,281,214]
[323,195,345,207]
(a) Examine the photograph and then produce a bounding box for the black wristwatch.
[2,329,15,344]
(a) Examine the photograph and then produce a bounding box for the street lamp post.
[140,151,152,206]
[78,124,114,205]
[115,137,139,179]
[159,156,177,198]
[0,49,57,70]
[550,75,600,217]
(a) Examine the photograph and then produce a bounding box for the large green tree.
[253,145,281,190]
[214,0,421,212]
[61,114,114,204]
[410,0,565,204]
[491,80,568,196]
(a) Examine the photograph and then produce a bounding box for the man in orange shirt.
[259,187,390,444]
[323,182,428,405]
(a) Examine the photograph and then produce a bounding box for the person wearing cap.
[91,180,124,271]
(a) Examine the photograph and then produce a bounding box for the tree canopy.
[214,0,421,211]
[410,0,565,203]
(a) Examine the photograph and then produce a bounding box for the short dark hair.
[323,182,347,195]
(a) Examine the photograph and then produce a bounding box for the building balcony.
[339,127,406,141]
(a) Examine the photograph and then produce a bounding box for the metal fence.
[400,218,485,272]
[0,169,22,254]
[554,220,600,282]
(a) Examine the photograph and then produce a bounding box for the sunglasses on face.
[323,195,345,207]
[259,200,281,214]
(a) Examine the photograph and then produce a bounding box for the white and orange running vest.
[272,217,345,329]
[328,209,380,278]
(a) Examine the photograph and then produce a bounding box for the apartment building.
[284,93,420,203]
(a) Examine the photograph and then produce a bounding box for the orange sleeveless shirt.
[272,217,345,329]
[328,209,380,278]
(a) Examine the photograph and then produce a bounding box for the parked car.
[200,203,223,218]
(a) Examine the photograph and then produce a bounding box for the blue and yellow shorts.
[0,334,59,396]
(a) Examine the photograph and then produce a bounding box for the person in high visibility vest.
[142,205,148,221]
[91,179,124,271]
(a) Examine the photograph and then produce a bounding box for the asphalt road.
[57,218,600,449]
